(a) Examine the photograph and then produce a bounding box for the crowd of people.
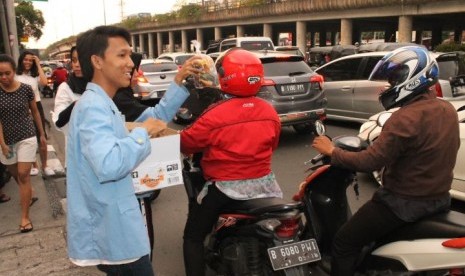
[0,24,460,276]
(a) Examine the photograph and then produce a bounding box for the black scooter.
[295,122,465,275]
[182,155,321,275]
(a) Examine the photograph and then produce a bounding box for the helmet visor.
[369,50,419,86]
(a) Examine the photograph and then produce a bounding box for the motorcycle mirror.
[314,120,326,136]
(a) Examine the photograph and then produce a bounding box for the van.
[206,36,275,54]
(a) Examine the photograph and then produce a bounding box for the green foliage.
[241,0,268,7]
[15,0,45,41]
[434,42,465,52]
[178,4,203,19]
[154,12,178,23]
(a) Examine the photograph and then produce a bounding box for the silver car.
[315,51,465,123]
[133,59,178,102]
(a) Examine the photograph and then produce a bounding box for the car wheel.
[292,123,314,134]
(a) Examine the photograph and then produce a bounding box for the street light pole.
[102,0,107,25]
[0,0,12,55]
[5,0,19,60]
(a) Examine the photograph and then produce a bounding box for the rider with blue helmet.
[312,46,459,276]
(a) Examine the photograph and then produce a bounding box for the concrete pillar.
[214,27,222,40]
[196,28,204,51]
[296,21,306,56]
[148,33,155,58]
[398,15,413,43]
[263,23,273,41]
[139,34,145,54]
[340,19,353,46]
[157,32,163,56]
[168,31,175,52]
[310,32,316,48]
[131,35,136,52]
[237,25,244,37]
[330,32,337,45]
[181,30,188,52]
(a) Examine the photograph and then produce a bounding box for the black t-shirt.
[0,83,36,145]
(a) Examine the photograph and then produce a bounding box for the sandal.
[19,222,33,233]
[30,197,38,207]
[0,193,11,204]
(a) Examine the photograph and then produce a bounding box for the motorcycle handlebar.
[304,153,325,165]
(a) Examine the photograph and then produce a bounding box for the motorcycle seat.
[221,197,303,216]
[378,210,465,245]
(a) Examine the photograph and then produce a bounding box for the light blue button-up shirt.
[66,82,188,262]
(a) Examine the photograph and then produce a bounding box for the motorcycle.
[294,121,465,275]
[41,76,55,98]
[182,154,321,275]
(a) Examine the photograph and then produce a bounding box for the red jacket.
[181,97,281,181]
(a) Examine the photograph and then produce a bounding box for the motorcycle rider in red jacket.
[180,48,283,276]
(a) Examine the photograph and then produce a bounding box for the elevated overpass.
[130,0,465,58]
[53,0,465,59]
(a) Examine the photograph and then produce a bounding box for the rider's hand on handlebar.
[312,136,335,156]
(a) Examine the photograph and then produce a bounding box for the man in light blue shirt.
[66,25,201,275]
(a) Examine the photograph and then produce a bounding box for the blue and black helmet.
[369,46,439,110]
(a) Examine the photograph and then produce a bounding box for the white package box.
[131,134,183,194]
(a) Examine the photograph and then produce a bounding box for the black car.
[175,51,327,134]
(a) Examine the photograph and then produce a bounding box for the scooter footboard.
[371,239,465,271]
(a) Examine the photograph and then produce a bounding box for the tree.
[15,0,45,44]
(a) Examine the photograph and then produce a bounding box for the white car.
[134,59,179,102]
[155,52,195,68]
[358,101,465,201]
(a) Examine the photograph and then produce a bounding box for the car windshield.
[140,63,178,72]
[275,49,304,57]
[174,55,194,65]
[241,41,274,51]
[262,60,312,77]
[436,54,465,80]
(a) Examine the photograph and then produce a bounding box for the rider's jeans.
[330,198,406,276]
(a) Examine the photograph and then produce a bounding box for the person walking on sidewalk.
[51,46,86,150]
[66,25,193,276]
[16,50,55,177]
[0,54,47,233]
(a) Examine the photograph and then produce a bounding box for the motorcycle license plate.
[267,239,321,271]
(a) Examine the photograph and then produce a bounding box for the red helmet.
[215,48,264,97]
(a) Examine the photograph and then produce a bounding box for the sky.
[25,0,179,49]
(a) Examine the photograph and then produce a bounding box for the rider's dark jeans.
[330,198,406,276]
[96,254,154,276]
[183,184,236,276]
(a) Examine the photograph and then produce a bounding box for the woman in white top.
[52,47,86,144]
[16,51,55,177]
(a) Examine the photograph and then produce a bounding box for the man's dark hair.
[16,50,39,77]
[76,25,131,82]
[0,54,17,71]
